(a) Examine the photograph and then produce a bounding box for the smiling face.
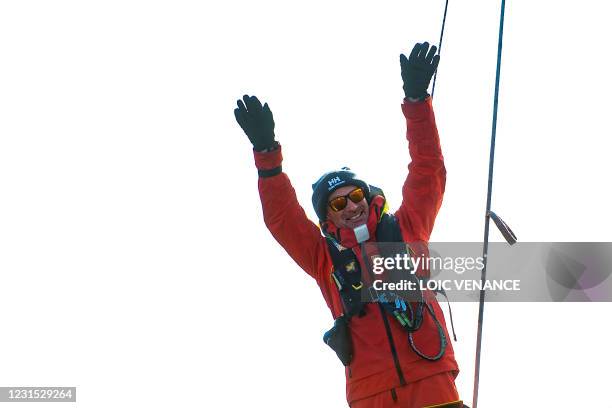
[326,185,369,229]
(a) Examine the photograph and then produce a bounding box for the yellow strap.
[381,198,389,220]
[424,400,463,408]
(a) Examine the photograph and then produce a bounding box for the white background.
[1,0,611,407]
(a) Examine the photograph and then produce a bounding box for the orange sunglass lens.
[329,197,348,212]
[348,188,365,203]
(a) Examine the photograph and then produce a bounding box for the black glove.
[400,42,440,99]
[234,95,277,152]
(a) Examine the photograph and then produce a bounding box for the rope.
[472,0,507,407]
[431,0,450,99]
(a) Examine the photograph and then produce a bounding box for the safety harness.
[324,193,453,362]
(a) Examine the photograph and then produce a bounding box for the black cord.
[473,0,507,407]
[431,0,450,99]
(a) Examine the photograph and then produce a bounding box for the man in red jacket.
[234,42,464,408]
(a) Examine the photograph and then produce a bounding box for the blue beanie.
[311,167,370,221]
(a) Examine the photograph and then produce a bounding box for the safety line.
[472,0,507,407]
[431,0,450,99]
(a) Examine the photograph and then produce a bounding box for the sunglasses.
[328,187,366,212]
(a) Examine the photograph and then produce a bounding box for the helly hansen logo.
[328,176,341,187]
[327,176,345,190]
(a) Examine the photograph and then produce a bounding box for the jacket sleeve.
[254,145,331,281]
[395,97,447,243]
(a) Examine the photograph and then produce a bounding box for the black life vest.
[325,210,452,361]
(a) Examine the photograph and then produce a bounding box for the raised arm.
[395,43,446,242]
[234,95,330,280]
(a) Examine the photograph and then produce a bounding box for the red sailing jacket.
[253,97,459,404]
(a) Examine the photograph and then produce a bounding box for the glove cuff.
[404,94,429,103]
[252,136,278,152]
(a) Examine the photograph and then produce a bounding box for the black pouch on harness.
[322,239,365,366]
[323,315,352,366]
